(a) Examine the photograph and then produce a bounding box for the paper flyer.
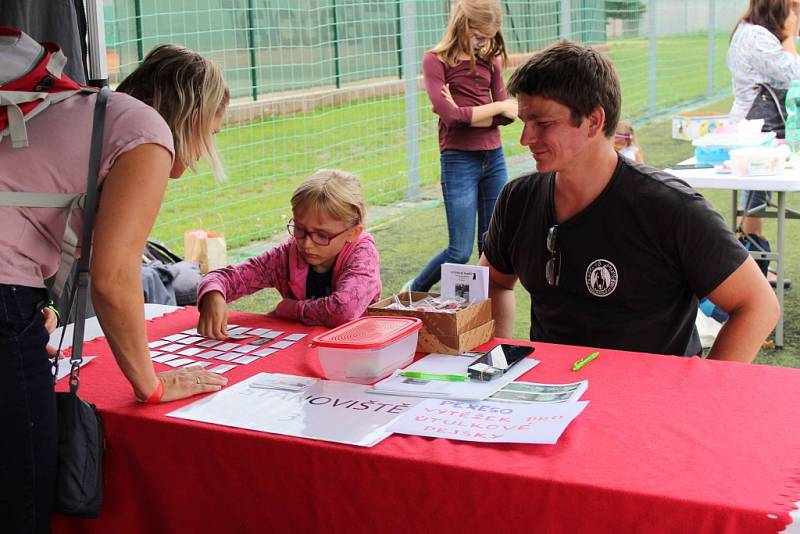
[167,373,422,447]
[370,352,539,400]
[440,263,489,303]
[387,398,589,444]
[489,380,588,404]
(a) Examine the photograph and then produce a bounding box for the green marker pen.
[398,371,470,382]
[572,351,600,372]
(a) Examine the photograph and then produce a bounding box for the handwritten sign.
[387,398,589,444]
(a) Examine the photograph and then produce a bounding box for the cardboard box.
[672,113,730,141]
[367,292,494,354]
[417,319,495,355]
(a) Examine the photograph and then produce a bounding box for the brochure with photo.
[440,263,489,303]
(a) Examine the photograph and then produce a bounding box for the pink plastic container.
[312,316,422,384]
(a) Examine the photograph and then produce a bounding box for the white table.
[665,162,800,347]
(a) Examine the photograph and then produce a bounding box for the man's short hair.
[507,40,621,137]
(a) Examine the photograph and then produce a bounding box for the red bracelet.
[141,379,163,404]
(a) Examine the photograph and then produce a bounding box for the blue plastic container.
[692,132,775,165]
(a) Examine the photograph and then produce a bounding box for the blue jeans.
[0,285,55,534]
[741,190,772,211]
[412,147,508,291]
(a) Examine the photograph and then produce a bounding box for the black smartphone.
[467,344,535,381]
[671,162,714,169]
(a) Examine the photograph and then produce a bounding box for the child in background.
[614,120,645,164]
[196,169,381,335]
[407,0,517,293]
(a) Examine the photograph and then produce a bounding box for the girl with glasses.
[405,0,516,293]
[196,169,381,335]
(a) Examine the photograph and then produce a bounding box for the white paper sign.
[167,373,423,447]
[387,398,589,444]
[441,263,489,303]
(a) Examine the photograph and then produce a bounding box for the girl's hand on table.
[197,291,228,339]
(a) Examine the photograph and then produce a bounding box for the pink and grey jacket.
[197,233,382,327]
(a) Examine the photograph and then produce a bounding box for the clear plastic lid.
[692,131,775,147]
[312,316,423,349]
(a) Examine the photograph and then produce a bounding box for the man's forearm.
[707,306,778,362]
[490,284,516,338]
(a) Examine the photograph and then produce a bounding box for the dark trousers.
[0,285,55,534]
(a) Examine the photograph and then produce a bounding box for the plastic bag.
[184,229,227,274]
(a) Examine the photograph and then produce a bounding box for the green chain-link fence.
[102,0,747,251]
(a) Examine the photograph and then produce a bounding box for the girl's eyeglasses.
[545,225,561,287]
[286,219,356,246]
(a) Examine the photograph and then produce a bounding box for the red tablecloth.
[53,308,800,534]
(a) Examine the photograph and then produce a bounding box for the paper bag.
[184,230,227,274]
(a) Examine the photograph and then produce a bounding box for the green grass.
[151,32,735,253]
[232,95,799,368]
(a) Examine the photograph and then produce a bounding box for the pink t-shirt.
[0,91,175,287]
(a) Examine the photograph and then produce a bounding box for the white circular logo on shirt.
[585,259,618,297]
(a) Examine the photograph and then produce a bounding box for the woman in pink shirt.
[407,0,517,292]
[197,169,382,335]
[1,34,228,531]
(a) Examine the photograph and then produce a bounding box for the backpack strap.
[57,85,110,393]
[0,192,82,208]
[0,28,88,148]
[0,192,84,297]
[0,88,86,148]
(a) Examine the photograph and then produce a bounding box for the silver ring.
[196,376,201,385]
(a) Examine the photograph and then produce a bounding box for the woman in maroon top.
[407,0,517,292]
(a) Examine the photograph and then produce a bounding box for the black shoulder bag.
[745,83,788,139]
[52,86,110,518]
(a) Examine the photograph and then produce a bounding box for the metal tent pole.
[84,0,108,87]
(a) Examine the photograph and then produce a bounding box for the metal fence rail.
[101,0,747,250]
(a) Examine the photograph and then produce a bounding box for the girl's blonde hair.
[116,44,229,180]
[430,0,508,69]
[291,169,366,227]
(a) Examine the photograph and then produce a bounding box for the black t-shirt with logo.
[483,157,748,356]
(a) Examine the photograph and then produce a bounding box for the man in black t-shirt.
[480,41,779,361]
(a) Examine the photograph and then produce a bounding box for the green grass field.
[230,95,800,368]
[156,30,799,367]
[151,32,736,252]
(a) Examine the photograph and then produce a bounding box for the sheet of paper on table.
[167,373,423,447]
[387,398,589,444]
[441,262,489,302]
[488,380,588,404]
[369,352,539,400]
